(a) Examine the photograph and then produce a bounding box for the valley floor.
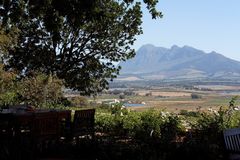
[94,84,240,112]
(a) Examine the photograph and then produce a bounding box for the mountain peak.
[171,45,180,50]
[141,44,155,48]
[120,44,240,79]
[183,45,194,49]
[209,51,218,55]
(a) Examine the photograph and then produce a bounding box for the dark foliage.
[0,0,162,95]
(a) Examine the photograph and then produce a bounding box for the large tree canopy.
[0,0,162,95]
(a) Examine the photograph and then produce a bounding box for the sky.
[134,0,240,61]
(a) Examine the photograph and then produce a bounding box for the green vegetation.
[191,93,202,99]
[0,66,64,108]
[98,83,240,112]
[0,0,162,95]
[93,100,240,160]
[1,1,240,159]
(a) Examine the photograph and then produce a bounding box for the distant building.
[100,99,120,105]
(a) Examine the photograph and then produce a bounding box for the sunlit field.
[96,84,240,112]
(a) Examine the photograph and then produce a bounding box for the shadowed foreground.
[1,133,227,160]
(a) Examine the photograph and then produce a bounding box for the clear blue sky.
[134,0,240,61]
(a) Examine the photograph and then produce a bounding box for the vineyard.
[92,100,240,160]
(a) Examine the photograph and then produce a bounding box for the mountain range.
[118,44,240,81]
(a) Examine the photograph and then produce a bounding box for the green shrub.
[191,93,202,99]
[95,113,116,133]
[95,109,185,142]
[95,106,240,159]
[179,109,201,117]
[110,103,128,116]
[70,96,88,107]
[134,110,165,141]
[161,115,185,144]
[0,92,21,108]
[59,97,72,107]
[122,112,141,137]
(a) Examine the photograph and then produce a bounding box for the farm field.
[95,83,240,113]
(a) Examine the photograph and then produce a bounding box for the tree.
[0,0,162,95]
[0,27,19,61]
[20,73,63,107]
[191,93,202,99]
[119,94,125,99]
[0,64,20,107]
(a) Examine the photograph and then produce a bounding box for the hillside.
[119,44,240,80]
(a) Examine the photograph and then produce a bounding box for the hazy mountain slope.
[120,44,167,73]
[120,44,205,73]
[171,52,240,73]
[119,44,240,80]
